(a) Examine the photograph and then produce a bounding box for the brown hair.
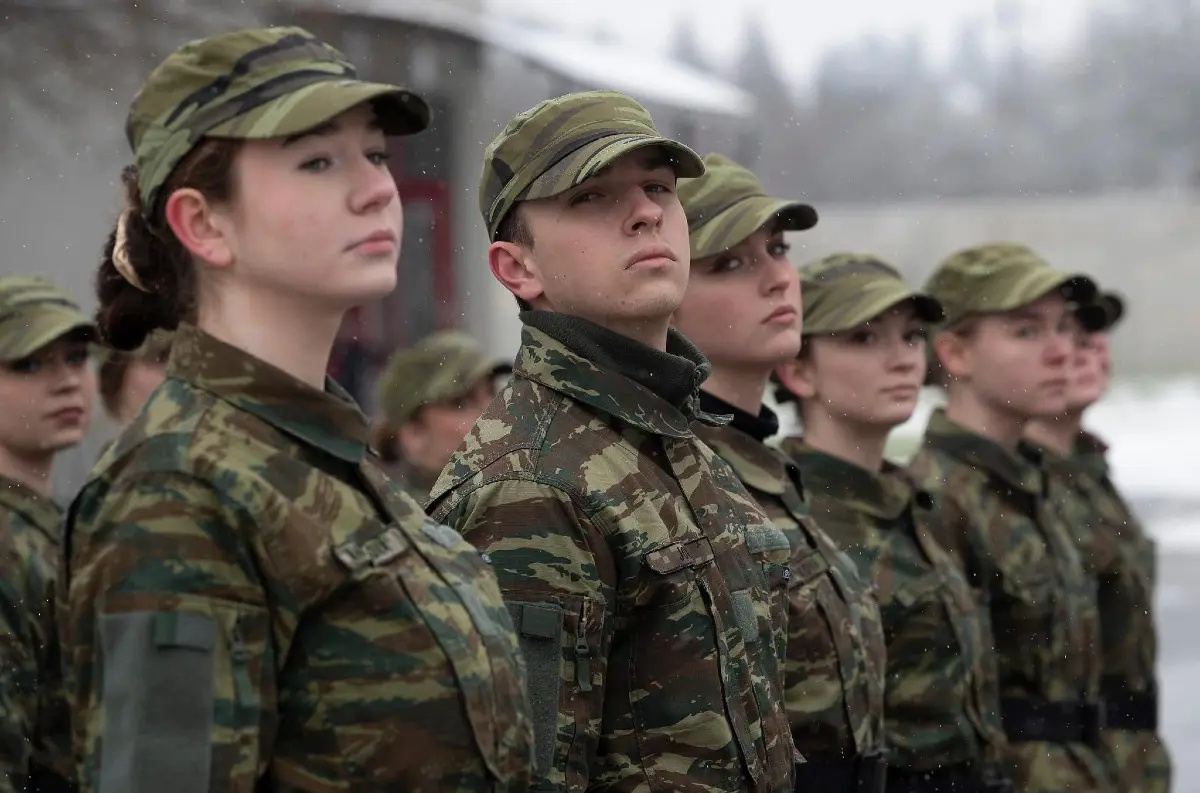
[927,316,980,387]
[495,205,534,312]
[371,421,402,463]
[97,353,131,418]
[95,139,241,351]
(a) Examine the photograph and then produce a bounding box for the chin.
[624,285,685,321]
[870,404,917,429]
[1025,397,1070,419]
[329,270,399,307]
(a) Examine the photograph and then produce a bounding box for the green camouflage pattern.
[0,478,74,792]
[797,254,943,335]
[1066,433,1170,793]
[778,438,1008,773]
[908,409,1117,792]
[676,153,817,260]
[96,328,174,369]
[60,323,534,792]
[478,90,704,239]
[426,323,796,792]
[0,275,93,362]
[924,243,1103,329]
[375,330,510,427]
[128,26,430,212]
[694,424,887,761]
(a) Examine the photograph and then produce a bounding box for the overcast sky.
[489,0,1088,86]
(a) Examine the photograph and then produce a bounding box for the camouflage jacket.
[0,477,74,793]
[60,323,533,793]
[427,313,795,793]
[778,438,1007,771]
[909,410,1112,788]
[693,400,886,762]
[1049,433,1160,704]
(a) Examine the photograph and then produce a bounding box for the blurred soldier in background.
[371,330,510,501]
[0,275,95,793]
[1025,292,1171,793]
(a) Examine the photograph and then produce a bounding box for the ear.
[488,241,545,304]
[774,355,816,401]
[163,187,234,270]
[933,330,971,382]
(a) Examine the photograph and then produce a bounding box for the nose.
[762,254,795,297]
[885,334,921,372]
[49,359,84,393]
[623,187,665,235]
[349,153,400,215]
[1046,329,1073,364]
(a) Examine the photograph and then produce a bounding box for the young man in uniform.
[426,90,796,793]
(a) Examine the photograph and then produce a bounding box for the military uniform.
[428,91,795,793]
[1032,436,1169,793]
[62,324,533,792]
[909,243,1116,793]
[373,330,512,502]
[1069,432,1170,793]
[773,254,1010,792]
[694,405,888,790]
[60,28,532,793]
[675,159,886,792]
[0,276,95,793]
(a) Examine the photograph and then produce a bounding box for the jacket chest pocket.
[995,564,1057,691]
[638,536,765,786]
[328,518,531,787]
[744,523,794,665]
[787,530,885,754]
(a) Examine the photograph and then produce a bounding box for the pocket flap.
[745,523,791,555]
[892,571,942,609]
[789,545,830,585]
[644,536,715,574]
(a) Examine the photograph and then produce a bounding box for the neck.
[801,407,890,472]
[605,317,670,351]
[944,386,1025,450]
[702,365,770,415]
[1024,410,1084,456]
[0,445,53,497]
[198,286,343,390]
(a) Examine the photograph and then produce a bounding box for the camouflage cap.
[925,243,1105,330]
[128,26,431,213]
[678,153,818,260]
[376,330,512,426]
[0,276,94,362]
[479,90,705,240]
[799,254,943,335]
[1095,291,1126,331]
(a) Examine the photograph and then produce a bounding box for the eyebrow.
[281,114,383,147]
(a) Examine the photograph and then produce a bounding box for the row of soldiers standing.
[0,22,1167,793]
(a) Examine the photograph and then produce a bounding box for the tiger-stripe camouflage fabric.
[779,438,1009,777]
[694,423,887,765]
[59,323,533,793]
[909,409,1117,793]
[1050,433,1170,793]
[427,321,796,793]
[0,478,74,793]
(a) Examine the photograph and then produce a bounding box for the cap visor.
[811,283,944,335]
[524,133,704,202]
[206,79,430,140]
[1074,303,1110,333]
[692,196,818,260]
[995,270,1098,313]
[1,308,94,362]
[1100,292,1125,329]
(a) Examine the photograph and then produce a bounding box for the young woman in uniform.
[59,26,533,793]
[0,275,96,792]
[772,255,1010,792]
[673,155,889,792]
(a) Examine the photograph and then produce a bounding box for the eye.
[567,190,600,207]
[66,348,91,367]
[645,181,673,195]
[768,240,792,258]
[5,357,39,374]
[299,156,332,173]
[710,256,743,274]
[367,150,391,167]
[849,329,877,345]
[904,328,928,344]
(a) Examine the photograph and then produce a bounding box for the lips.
[626,245,676,269]
[765,306,798,323]
[347,229,398,251]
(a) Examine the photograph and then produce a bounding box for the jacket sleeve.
[60,471,275,793]
[433,478,614,793]
[0,562,34,793]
